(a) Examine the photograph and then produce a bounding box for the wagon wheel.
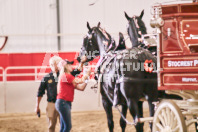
[152,100,187,132]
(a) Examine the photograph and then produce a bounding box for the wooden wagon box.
[159,2,198,90]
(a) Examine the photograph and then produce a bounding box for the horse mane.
[93,27,112,41]
[93,27,115,49]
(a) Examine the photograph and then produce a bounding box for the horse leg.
[147,100,155,131]
[120,82,143,132]
[128,99,144,132]
[146,83,158,131]
[194,115,198,132]
[138,101,143,118]
[195,122,198,132]
[138,101,144,129]
[120,104,127,132]
[102,97,114,132]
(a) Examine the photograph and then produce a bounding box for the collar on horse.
[100,52,117,74]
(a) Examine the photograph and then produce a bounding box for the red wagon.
[147,1,198,132]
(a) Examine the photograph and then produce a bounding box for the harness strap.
[100,54,116,74]
[97,74,103,106]
[106,39,115,53]
[117,76,157,84]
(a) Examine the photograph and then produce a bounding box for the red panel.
[0,68,3,81]
[7,76,35,81]
[159,2,198,90]
[163,74,198,85]
[0,54,9,68]
[161,20,183,53]
[0,52,99,81]
[9,54,33,66]
[32,53,49,66]
[0,69,3,74]
[162,6,178,14]
[181,4,198,13]
[162,57,198,70]
[6,69,34,74]
[161,3,198,14]
[181,19,198,52]
[0,52,77,68]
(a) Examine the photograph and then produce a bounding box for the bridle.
[127,16,144,45]
[133,16,143,42]
[86,27,113,53]
[79,36,96,62]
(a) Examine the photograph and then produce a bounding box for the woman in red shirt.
[55,59,91,132]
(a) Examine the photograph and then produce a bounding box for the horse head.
[125,10,147,47]
[77,35,96,62]
[77,22,115,62]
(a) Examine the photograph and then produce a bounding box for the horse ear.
[87,22,91,31]
[124,12,131,21]
[97,22,101,28]
[139,10,144,19]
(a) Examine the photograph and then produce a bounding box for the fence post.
[0,67,6,113]
[3,68,6,113]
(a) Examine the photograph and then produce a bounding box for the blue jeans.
[55,99,72,132]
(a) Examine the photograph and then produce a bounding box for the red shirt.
[57,73,75,102]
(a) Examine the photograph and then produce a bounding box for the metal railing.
[4,66,51,82]
[2,65,96,82]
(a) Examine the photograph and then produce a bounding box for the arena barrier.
[0,67,5,113]
[0,65,103,113]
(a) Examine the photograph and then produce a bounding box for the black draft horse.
[126,9,198,132]
[78,23,128,132]
[125,10,147,48]
[77,20,158,132]
[125,10,157,55]
[125,10,183,101]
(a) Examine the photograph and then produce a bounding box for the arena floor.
[0,109,151,132]
[0,109,197,132]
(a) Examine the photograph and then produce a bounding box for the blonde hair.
[49,56,62,66]
[57,60,70,75]
[57,60,70,94]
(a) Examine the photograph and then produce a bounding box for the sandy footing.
[0,109,196,132]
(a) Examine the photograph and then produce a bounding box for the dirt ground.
[0,109,196,132]
[0,109,151,132]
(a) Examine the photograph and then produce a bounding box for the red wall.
[0,52,98,81]
[0,52,80,69]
